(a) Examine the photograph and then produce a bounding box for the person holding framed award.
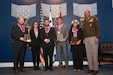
[55,17,69,71]
[29,21,41,70]
[69,19,84,71]
[11,17,28,74]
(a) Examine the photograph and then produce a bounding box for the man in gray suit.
[55,17,69,71]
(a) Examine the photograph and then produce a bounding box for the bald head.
[18,17,25,25]
[84,10,91,18]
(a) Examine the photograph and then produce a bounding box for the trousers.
[85,36,98,70]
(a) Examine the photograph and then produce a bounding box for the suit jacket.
[69,28,83,44]
[69,28,84,52]
[29,28,41,47]
[40,27,57,47]
[11,25,28,47]
[56,24,69,41]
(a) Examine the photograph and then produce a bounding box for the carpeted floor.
[0,65,113,75]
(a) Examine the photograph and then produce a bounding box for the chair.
[98,42,113,65]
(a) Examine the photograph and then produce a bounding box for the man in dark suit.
[11,17,28,74]
[40,19,56,71]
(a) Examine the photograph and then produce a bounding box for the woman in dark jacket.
[69,20,84,71]
[29,21,41,70]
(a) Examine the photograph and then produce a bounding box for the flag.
[73,2,97,17]
[11,3,36,19]
[49,6,53,27]
[39,0,44,29]
[39,0,44,66]
[59,6,62,19]
[49,7,56,63]
[40,48,44,65]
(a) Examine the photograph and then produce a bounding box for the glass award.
[57,33,63,41]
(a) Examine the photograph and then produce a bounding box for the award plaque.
[71,36,78,42]
[24,24,31,42]
[24,34,31,42]
[57,33,63,41]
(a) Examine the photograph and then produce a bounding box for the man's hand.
[44,39,50,44]
[59,39,65,42]
[95,38,99,44]
[20,37,25,41]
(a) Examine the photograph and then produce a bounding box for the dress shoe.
[65,66,69,71]
[34,67,37,70]
[74,69,77,71]
[77,69,81,72]
[44,67,48,71]
[36,67,40,70]
[20,68,27,72]
[92,70,98,74]
[87,70,93,73]
[57,65,63,70]
[14,70,19,74]
[49,67,53,71]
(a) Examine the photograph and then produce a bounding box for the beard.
[19,22,24,25]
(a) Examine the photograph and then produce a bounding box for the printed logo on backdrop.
[42,3,67,18]
[11,3,36,19]
[41,3,67,27]
[73,2,97,17]
[112,0,113,8]
[11,3,36,42]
